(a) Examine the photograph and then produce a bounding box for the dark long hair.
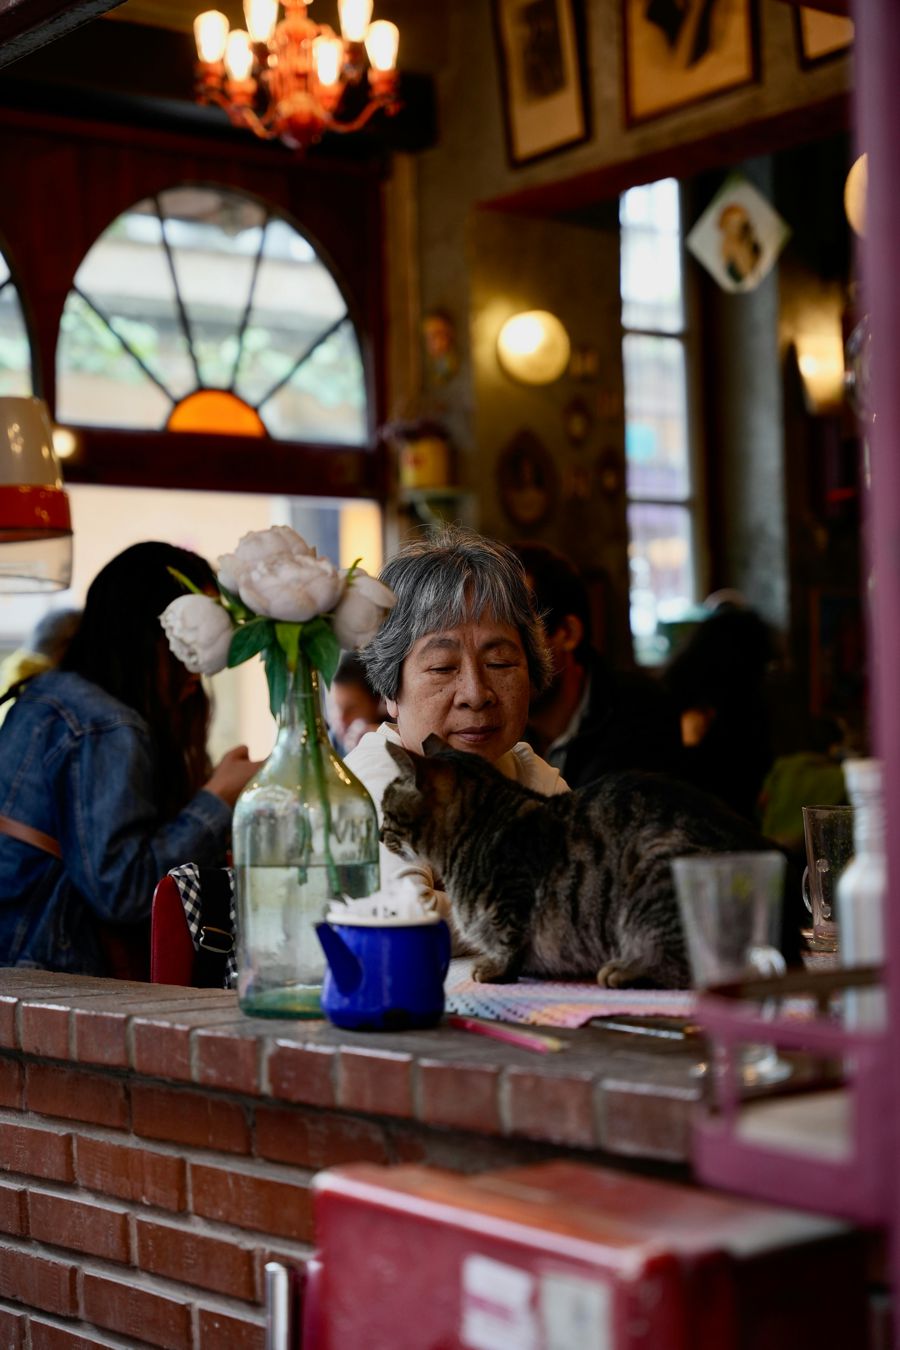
[61,541,217,818]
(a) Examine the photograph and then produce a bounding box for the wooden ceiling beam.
[0,0,127,71]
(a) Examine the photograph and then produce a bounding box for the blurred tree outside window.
[0,250,34,396]
[56,185,368,445]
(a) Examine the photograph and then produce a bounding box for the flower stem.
[296,654,342,899]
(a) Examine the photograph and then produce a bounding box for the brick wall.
[0,972,691,1349]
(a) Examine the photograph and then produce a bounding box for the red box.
[309,1160,867,1350]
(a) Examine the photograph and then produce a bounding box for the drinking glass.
[672,852,790,1087]
[801,805,855,954]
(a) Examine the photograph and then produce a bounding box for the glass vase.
[233,652,380,1017]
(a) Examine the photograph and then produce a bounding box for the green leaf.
[275,622,301,671]
[264,643,289,717]
[218,582,253,621]
[301,620,341,688]
[227,618,275,668]
[167,566,204,596]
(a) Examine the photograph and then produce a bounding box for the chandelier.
[193,0,400,152]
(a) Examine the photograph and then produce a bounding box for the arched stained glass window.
[56,186,368,445]
[0,250,34,396]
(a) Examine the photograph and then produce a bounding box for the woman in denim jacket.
[0,542,260,975]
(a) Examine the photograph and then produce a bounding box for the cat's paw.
[596,960,644,989]
[472,959,517,984]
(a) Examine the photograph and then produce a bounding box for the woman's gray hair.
[361,526,553,701]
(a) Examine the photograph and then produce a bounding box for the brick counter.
[0,970,702,1349]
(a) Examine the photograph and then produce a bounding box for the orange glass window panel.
[167,390,266,436]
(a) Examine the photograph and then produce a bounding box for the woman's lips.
[451,726,499,744]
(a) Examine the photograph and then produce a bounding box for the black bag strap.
[193,867,234,989]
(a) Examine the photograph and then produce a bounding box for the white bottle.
[837,758,886,1027]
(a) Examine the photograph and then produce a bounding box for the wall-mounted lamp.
[0,396,72,592]
[844,153,867,237]
[795,331,847,415]
[496,310,571,386]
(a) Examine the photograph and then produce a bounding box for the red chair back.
[150,875,196,985]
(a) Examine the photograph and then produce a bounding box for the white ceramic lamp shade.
[497,310,571,385]
[0,396,72,592]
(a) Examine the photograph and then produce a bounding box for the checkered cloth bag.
[168,863,237,989]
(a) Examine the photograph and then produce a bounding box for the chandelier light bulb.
[365,19,399,71]
[338,0,373,43]
[192,0,401,149]
[225,28,255,81]
[194,9,230,63]
[243,0,278,44]
[314,36,344,86]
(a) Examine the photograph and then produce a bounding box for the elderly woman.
[346,527,568,912]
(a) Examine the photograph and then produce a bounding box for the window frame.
[620,179,707,653]
[0,109,387,502]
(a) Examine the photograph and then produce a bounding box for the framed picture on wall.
[493,0,590,166]
[622,0,760,127]
[793,6,854,69]
[497,430,559,527]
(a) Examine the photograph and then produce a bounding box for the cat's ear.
[422,733,452,757]
[385,740,416,779]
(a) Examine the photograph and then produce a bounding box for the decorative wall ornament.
[497,430,558,528]
[421,310,459,385]
[622,0,759,127]
[563,396,592,446]
[492,0,589,166]
[685,173,790,295]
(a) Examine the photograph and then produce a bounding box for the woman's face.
[387,618,530,763]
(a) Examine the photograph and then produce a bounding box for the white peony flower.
[160,594,234,675]
[237,554,345,623]
[332,569,397,650]
[217,525,314,596]
[217,525,344,622]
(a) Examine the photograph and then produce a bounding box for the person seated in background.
[0,542,261,977]
[759,716,850,853]
[327,652,384,756]
[347,527,567,915]
[512,543,682,789]
[0,608,81,726]
[663,595,775,822]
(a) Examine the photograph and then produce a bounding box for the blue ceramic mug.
[316,913,451,1031]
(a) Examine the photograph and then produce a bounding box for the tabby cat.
[382,736,787,989]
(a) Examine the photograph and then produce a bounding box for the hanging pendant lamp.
[0,397,72,592]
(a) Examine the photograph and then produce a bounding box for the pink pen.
[446,1015,564,1054]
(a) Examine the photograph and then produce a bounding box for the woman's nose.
[455,663,495,707]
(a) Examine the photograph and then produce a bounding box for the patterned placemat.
[444,959,695,1028]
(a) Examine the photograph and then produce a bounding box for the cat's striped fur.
[382,736,781,989]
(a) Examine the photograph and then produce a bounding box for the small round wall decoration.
[497,430,558,528]
[563,396,592,446]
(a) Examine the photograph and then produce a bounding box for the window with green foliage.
[0,251,33,396]
[56,186,368,445]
